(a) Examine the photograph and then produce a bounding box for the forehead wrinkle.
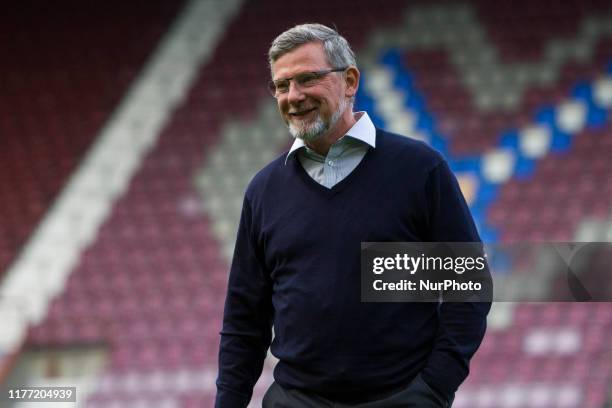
[271,42,330,81]
[273,66,329,82]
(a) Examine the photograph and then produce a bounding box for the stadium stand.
[0,0,185,277]
[1,0,611,407]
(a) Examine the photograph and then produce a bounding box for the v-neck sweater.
[216,129,490,407]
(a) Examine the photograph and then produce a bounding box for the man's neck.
[305,111,357,155]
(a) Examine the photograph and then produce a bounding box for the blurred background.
[1,0,611,406]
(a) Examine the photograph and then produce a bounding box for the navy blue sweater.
[216,129,490,407]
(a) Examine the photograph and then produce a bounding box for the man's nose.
[286,81,306,104]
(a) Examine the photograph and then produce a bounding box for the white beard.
[288,97,347,142]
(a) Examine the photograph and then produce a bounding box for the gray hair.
[268,23,357,70]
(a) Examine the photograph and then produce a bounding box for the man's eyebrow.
[273,68,327,81]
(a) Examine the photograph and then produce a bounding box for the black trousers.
[262,374,453,408]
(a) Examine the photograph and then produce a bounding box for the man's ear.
[344,66,360,98]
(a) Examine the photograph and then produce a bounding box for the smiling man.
[215,24,490,408]
[272,40,357,156]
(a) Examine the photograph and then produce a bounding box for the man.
[216,23,490,407]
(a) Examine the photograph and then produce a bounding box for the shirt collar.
[285,111,376,164]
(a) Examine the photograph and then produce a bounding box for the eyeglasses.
[268,67,348,97]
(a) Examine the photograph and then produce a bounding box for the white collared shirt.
[285,112,376,188]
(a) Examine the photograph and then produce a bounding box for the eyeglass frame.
[267,67,349,97]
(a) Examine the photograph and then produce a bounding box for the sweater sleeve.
[420,160,491,401]
[215,195,273,408]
